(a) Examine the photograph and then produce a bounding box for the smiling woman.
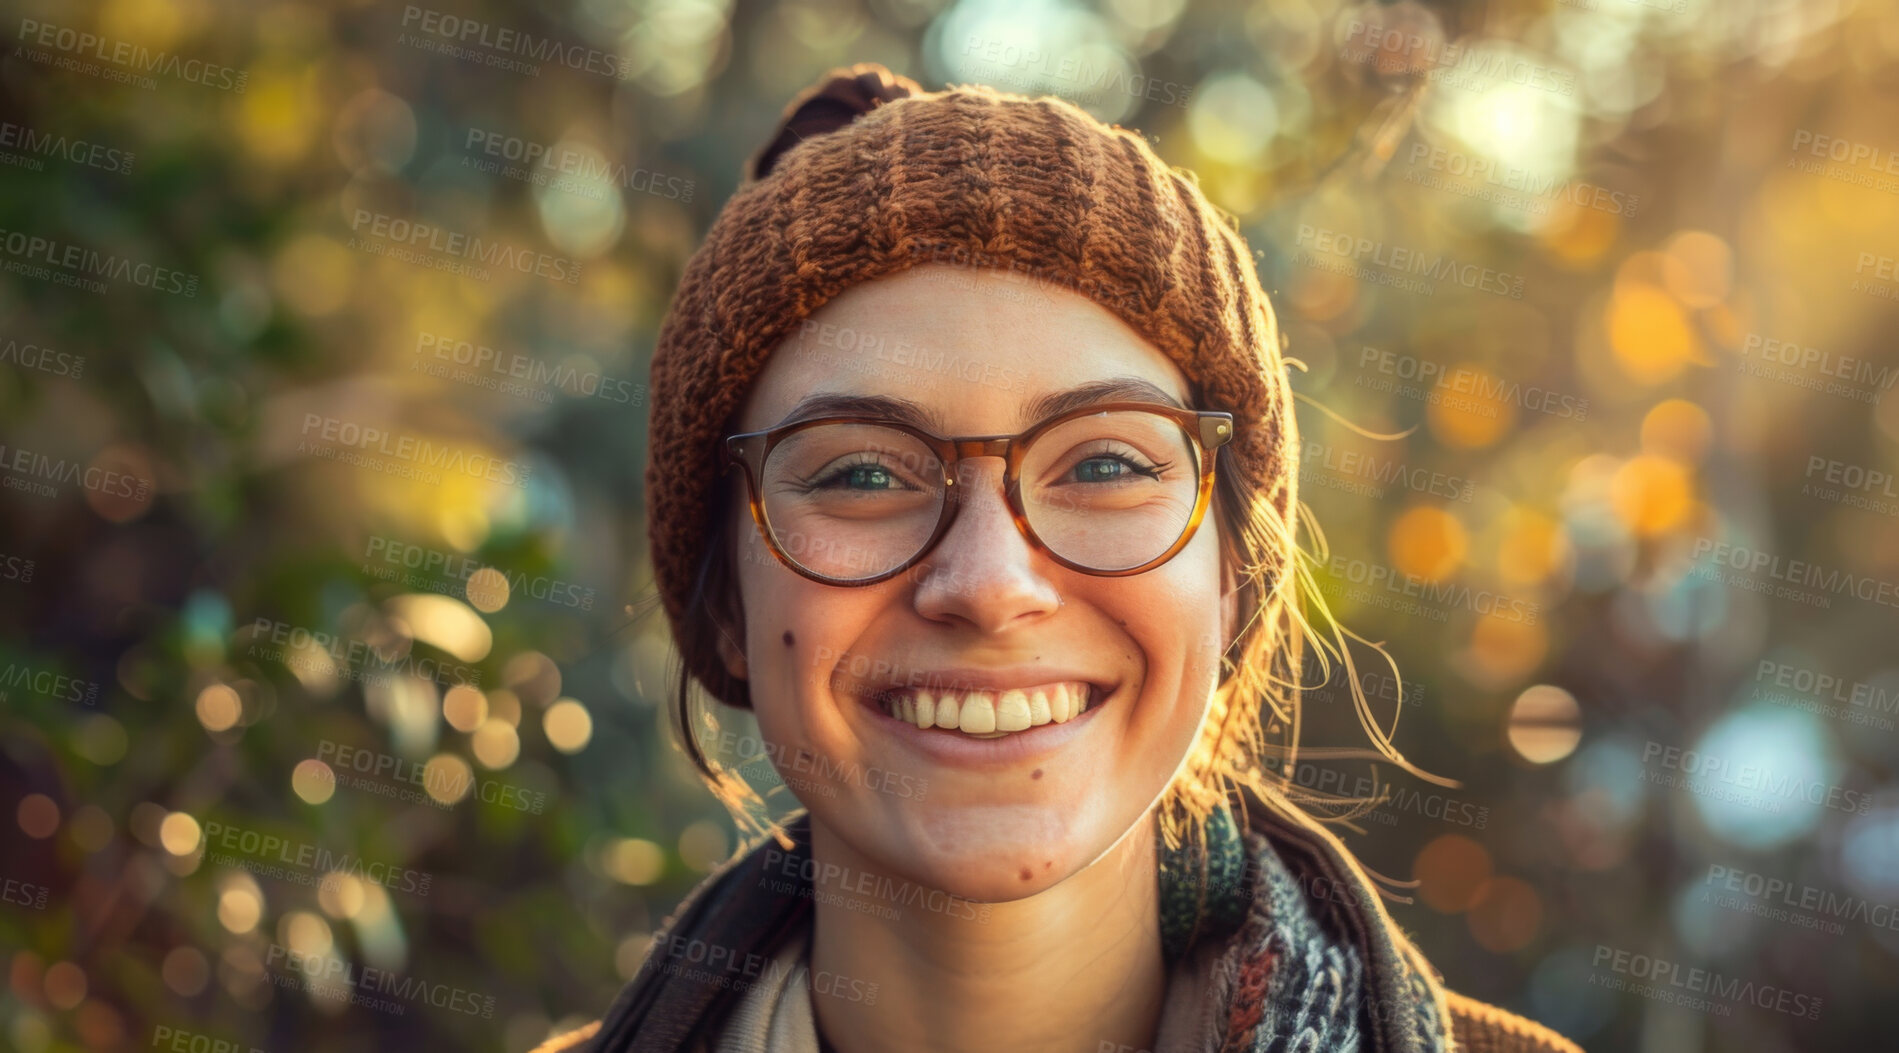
[538,64,1581,1053]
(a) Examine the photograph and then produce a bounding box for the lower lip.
[860,689,1111,768]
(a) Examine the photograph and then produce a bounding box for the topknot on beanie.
[746,64,923,184]
[646,62,1297,709]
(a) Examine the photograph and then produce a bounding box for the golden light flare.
[423,754,474,805]
[1607,282,1702,384]
[464,567,510,613]
[218,887,263,933]
[235,68,320,165]
[1640,399,1713,464]
[382,593,492,662]
[158,812,202,856]
[1609,454,1695,535]
[1537,197,1620,268]
[318,873,367,920]
[1413,834,1493,913]
[195,683,243,732]
[1425,363,1514,449]
[1497,508,1568,586]
[471,718,521,770]
[1387,506,1468,582]
[1507,685,1584,764]
[279,911,333,957]
[1661,230,1733,309]
[442,684,488,733]
[291,759,336,805]
[603,838,666,886]
[1467,614,1549,685]
[544,699,594,754]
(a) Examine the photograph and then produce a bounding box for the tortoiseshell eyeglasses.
[723,401,1234,586]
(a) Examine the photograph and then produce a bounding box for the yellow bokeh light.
[487,688,523,728]
[279,911,333,958]
[1507,685,1584,764]
[1662,230,1732,309]
[195,683,242,732]
[236,68,319,166]
[291,759,336,805]
[544,699,594,754]
[465,567,510,613]
[218,887,263,933]
[1468,614,1549,686]
[604,838,666,885]
[318,873,367,920]
[1425,363,1514,449]
[1388,506,1468,582]
[158,812,202,856]
[423,754,474,805]
[1497,509,1568,586]
[1607,282,1701,384]
[472,719,521,770]
[1640,399,1713,464]
[443,684,489,733]
[1610,454,1694,535]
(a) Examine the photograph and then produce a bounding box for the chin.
[863,799,1123,902]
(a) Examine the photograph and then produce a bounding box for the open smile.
[874,681,1099,739]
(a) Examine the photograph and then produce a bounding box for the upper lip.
[858,667,1114,700]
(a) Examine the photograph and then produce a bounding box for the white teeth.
[995,690,1031,732]
[959,694,997,733]
[1028,689,1051,726]
[879,682,1096,737]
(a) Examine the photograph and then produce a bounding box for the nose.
[909,458,1062,633]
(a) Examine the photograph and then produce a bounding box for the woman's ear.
[716,624,748,681]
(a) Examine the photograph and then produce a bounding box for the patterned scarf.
[704,799,1447,1053]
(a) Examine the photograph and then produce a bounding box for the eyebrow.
[774,377,1190,434]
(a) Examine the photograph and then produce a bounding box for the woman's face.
[719,263,1235,902]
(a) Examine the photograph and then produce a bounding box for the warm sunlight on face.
[719,264,1235,903]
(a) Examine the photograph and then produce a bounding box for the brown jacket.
[536,786,1582,1053]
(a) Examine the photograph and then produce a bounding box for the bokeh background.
[4,0,1898,1050]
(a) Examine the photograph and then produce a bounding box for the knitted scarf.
[584,787,1454,1053]
[696,801,1445,1053]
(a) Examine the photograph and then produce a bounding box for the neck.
[807,814,1166,1053]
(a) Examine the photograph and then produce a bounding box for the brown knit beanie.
[646,63,1297,709]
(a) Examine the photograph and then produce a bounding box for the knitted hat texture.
[646,62,1297,707]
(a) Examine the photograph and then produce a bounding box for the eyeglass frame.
[722,400,1236,587]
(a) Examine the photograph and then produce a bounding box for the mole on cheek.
[1031,769,1043,780]
[782,630,795,647]
[1019,867,1033,882]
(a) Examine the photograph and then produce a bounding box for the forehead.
[734,263,1194,434]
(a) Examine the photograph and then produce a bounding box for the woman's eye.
[814,462,902,490]
[1071,455,1159,483]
